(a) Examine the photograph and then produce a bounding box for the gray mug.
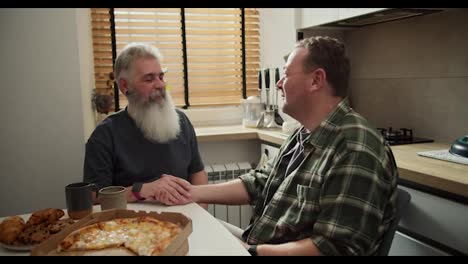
[98,186,127,210]
[65,182,94,220]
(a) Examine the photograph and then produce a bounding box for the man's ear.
[309,68,326,92]
[118,78,128,95]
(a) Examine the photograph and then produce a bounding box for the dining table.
[0,202,250,256]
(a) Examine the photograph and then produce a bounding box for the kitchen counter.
[391,143,468,199]
[195,125,289,145]
[195,125,468,200]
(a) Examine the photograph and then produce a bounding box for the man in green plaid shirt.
[170,36,398,256]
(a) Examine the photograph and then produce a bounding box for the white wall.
[76,8,97,142]
[0,9,87,216]
[198,140,261,167]
[258,8,297,123]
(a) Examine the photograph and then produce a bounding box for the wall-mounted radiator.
[205,162,254,229]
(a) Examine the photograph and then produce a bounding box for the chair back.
[376,188,411,256]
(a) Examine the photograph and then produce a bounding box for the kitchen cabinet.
[298,8,339,29]
[394,186,468,255]
[261,143,280,161]
[297,8,388,29]
[338,8,387,21]
[390,232,450,256]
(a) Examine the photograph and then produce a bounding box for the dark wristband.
[131,182,145,201]
[248,244,257,256]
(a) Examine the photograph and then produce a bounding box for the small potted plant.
[92,72,114,124]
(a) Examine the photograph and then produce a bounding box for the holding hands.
[140,174,194,205]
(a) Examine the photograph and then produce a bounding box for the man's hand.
[141,174,192,205]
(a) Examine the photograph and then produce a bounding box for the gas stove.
[377,127,434,146]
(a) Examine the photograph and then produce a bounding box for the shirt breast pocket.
[276,184,321,236]
[296,184,321,213]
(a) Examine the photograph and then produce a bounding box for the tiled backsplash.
[346,8,468,143]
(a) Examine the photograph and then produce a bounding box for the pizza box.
[30,209,192,256]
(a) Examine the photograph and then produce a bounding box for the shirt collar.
[305,98,352,149]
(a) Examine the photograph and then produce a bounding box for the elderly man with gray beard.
[84,43,207,208]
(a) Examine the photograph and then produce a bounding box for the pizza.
[57,216,181,256]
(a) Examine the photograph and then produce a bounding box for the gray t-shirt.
[84,108,204,191]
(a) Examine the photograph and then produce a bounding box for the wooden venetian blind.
[244,9,261,99]
[90,9,114,106]
[90,8,260,109]
[185,8,260,106]
[114,8,185,108]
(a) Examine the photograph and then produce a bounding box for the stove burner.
[378,127,413,141]
[377,127,434,145]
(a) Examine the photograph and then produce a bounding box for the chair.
[219,188,412,256]
[376,188,412,256]
[219,219,244,240]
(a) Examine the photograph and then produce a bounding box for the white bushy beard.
[127,89,181,143]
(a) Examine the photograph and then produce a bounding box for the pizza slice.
[57,217,181,256]
[124,217,181,256]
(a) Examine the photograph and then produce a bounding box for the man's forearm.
[193,179,251,205]
[256,238,322,256]
[190,170,209,209]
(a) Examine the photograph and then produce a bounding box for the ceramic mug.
[65,182,94,220]
[98,186,127,211]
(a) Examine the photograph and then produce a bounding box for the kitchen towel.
[417,149,468,166]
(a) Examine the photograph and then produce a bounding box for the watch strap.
[248,244,257,256]
[131,182,145,201]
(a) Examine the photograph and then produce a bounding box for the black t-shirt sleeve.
[83,123,114,192]
[180,112,205,175]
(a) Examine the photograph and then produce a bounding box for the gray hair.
[114,43,164,82]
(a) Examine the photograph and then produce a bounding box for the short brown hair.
[296,36,350,97]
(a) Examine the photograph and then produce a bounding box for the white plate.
[0,242,34,251]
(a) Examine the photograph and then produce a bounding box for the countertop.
[195,125,468,199]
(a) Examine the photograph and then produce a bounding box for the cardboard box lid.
[30,209,192,256]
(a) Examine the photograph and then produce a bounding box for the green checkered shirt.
[239,99,398,256]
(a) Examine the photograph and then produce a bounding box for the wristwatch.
[131,182,145,201]
[247,244,258,256]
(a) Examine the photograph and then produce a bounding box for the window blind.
[114,8,185,108]
[90,8,260,109]
[90,9,114,109]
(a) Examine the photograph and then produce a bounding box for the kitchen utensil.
[273,67,284,126]
[263,109,276,128]
[264,68,270,110]
[258,70,263,105]
[449,135,468,158]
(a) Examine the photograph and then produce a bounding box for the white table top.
[0,203,250,256]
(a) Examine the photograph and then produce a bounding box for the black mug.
[65,182,94,220]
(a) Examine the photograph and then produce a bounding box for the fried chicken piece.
[0,216,26,244]
[26,208,65,226]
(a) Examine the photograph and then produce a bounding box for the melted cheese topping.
[60,217,181,255]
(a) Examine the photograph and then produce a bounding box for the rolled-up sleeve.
[239,157,275,205]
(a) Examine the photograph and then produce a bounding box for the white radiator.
[205,162,254,229]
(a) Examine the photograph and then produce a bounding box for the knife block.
[263,109,281,129]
